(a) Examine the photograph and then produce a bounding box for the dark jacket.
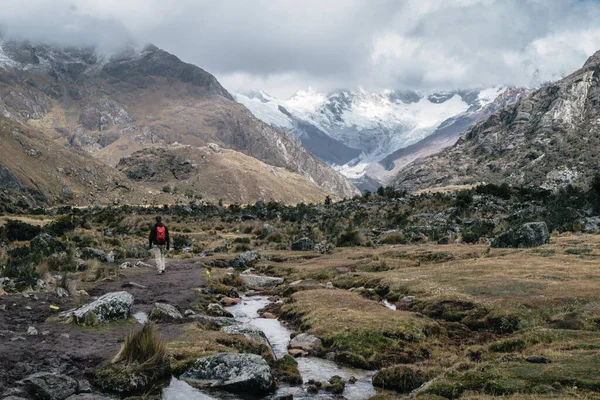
[149,223,170,249]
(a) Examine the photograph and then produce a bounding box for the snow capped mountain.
[235,86,518,187]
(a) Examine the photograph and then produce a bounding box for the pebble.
[25,306,32,310]
[41,331,50,336]
[0,304,6,311]
[27,326,38,336]
[11,336,26,341]
[61,333,70,339]
[526,356,552,364]
[184,309,196,316]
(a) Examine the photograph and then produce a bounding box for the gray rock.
[27,326,38,336]
[314,241,335,254]
[81,248,108,262]
[289,280,321,289]
[192,315,238,328]
[106,251,116,263]
[71,291,133,324]
[207,303,234,318]
[240,274,284,289]
[289,333,323,354]
[56,287,69,298]
[291,237,315,251]
[181,353,276,395]
[65,395,113,400]
[184,309,196,317]
[492,222,550,248]
[222,324,271,348]
[119,262,131,269]
[135,261,152,268]
[260,223,278,239]
[18,372,79,400]
[149,303,184,321]
[584,216,600,233]
[231,251,263,270]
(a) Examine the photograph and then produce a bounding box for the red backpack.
[156,226,167,244]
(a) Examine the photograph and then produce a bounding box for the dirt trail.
[0,256,208,388]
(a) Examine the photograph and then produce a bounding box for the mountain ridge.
[0,39,359,199]
[392,50,600,192]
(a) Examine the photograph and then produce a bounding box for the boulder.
[314,241,335,254]
[231,251,262,270]
[81,247,108,262]
[149,303,183,322]
[181,353,276,395]
[222,324,272,348]
[71,291,133,325]
[260,223,278,239]
[207,303,234,318]
[289,280,320,289]
[192,315,238,328]
[240,274,284,289]
[289,333,323,355]
[291,237,315,251]
[220,297,241,306]
[18,372,79,400]
[492,222,550,248]
[65,395,113,400]
[106,251,116,263]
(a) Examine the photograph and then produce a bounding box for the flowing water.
[382,299,397,311]
[162,295,377,399]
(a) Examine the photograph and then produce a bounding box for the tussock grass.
[112,323,167,368]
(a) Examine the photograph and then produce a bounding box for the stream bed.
[162,295,377,399]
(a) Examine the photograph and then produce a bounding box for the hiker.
[149,216,170,275]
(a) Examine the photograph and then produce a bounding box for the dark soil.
[0,256,208,389]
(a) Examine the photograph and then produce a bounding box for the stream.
[162,295,377,400]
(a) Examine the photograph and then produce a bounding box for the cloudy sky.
[2,0,600,97]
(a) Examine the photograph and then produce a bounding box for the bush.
[372,366,430,393]
[489,338,526,352]
[44,217,77,237]
[173,234,192,251]
[337,230,363,247]
[4,220,41,242]
[380,232,405,245]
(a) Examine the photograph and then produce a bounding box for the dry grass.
[112,323,167,368]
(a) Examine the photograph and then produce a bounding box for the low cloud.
[2,0,600,97]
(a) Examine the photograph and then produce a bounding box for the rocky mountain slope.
[0,114,164,207]
[369,88,530,182]
[393,50,600,192]
[0,39,358,199]
[117,144,336,204]
[235,87,523,186]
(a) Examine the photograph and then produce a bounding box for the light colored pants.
[154,245,166,273]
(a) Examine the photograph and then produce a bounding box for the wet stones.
[221,324,271,348]
[240,274,284,289]
[181,353,276,395]
[16,372,79,400]
[289,333,323,355]
[207,303,234,318]
[231,251,263,270]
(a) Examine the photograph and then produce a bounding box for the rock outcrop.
[492,222,550,248]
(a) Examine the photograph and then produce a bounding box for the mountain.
[117,144,336,204]
[0,113,163,208]
[392,50,600,192]
[367,88,530,182]
[0,39,359,199]
[235,87,521,185]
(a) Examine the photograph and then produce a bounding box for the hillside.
[0,40,358,198]
[393,50,600,192]
[117,144,335,204]
[0,114,174,207]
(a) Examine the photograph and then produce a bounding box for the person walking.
[149,216,170,275]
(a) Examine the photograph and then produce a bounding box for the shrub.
[235,244,251,252]
[4,220,41,242]
[337,230,363,247]
[173,234,192,251]
[380,232,405,245]
[44,217,77,237]
[372,366,430,393]
[266,232,284,243]
[489,338,526,352]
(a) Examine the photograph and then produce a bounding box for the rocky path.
[0,256,208,389]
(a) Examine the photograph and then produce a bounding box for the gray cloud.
[2,0,600,96]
